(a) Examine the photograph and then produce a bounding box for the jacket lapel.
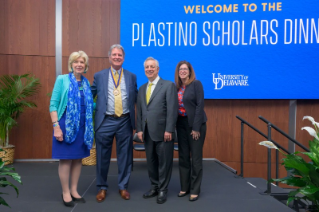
[103,68,110,101]
[141,83,147,106]
[123,69,130,101]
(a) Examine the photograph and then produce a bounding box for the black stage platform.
[2,160,294,212]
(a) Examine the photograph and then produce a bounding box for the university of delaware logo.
[212,73,249,90]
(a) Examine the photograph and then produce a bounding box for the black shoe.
[62,194,74,207]
[177,191,189,197]
[189,195,199,202]
[143,189,158,199]
[71,194,86,203]
[157,191,167,204]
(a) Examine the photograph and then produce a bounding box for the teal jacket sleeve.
[49,75,63,113]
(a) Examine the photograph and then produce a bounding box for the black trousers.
[176,116,206,195]
[144,125,174,192]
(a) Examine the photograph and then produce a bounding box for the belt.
[106,113,130,118]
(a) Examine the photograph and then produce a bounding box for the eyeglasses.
[179,68,189,71]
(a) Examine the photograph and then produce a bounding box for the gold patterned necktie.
[146,82,153,104]
[114,71,123,117]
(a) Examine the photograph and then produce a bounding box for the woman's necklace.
[78,81,83,90]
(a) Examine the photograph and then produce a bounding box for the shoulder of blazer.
[184,80,202,96]
[158,78,173,85]
[51,74,69,99]
[191,79,201,86]
[188,80,202,89]
[58,74,70,88]
[140,82,148,90]
[57,74,69,80]
[95,68,110,76]
[123,69,136,78]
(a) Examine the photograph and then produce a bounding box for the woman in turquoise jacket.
[49,51,93,207]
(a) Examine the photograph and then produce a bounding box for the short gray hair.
[144,57,159,68]
[108,44,125,57]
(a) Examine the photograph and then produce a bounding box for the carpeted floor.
[1,160,294,212]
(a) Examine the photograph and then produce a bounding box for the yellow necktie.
[146,82,153,104]
[114,71,123,117]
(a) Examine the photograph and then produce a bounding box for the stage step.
[245,178,309,211]
[245,177,287,194]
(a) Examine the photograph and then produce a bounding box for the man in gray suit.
[136,57,178,204]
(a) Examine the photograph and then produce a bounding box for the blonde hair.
[68,50,89,73]
[174,60,196,90]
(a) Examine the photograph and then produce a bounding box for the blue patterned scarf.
[65,73,94,149]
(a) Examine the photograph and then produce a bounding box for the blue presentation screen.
[120,0,319,99]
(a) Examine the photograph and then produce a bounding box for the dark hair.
[174,60,196,90]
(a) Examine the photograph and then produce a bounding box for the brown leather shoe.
[96,189,107,203]
[119,189,130,200]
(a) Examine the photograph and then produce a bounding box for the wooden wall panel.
[4,55,55,159]
[204,100,290,163]
[0,0,6,54]
[0,55,8,75]
[222,100,319,177]
[1,0,55,56]
[62,0,120,57]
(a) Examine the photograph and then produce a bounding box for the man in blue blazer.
[91,44,137,203]
[136,57,178,204]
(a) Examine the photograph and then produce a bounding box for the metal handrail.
[235,115,290,195]
[236,116,290,154]
[259,116,309,152]
[236,115,309,197]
